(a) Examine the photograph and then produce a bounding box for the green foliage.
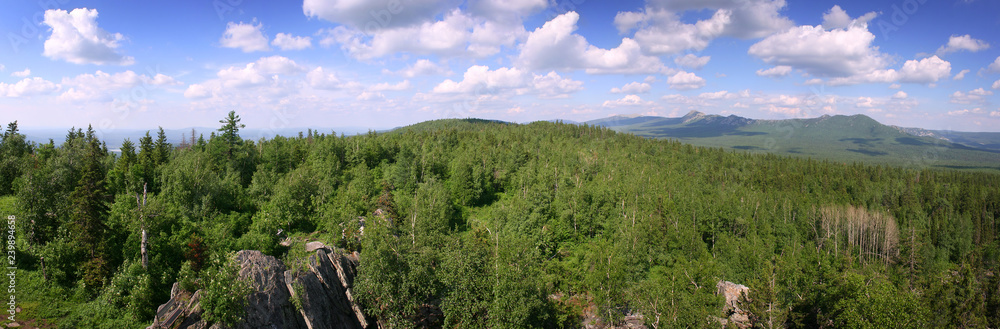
[200,252,252,327]
[6,118,1000,328]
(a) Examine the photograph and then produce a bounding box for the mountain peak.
[682,110,706,123]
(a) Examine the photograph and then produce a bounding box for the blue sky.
[1,0,998,133]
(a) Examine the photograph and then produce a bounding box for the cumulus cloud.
[305,67,347,90]
[936,34,990,56]
[303,0,460,31]
[602,94,654,108]
[994,79,1000,90]
[821,5,851,29]
[368,80,411,91]
[220,21,270,52]
[10,69,30,78]
[666,71,705,90]
[674,54,710,70]
[517,12,667,74]
[614,0,793,55]
[947,108,984,116]
[431,65,582,98]
[321,9,525,60]
[467,0,547,21]
[950,88,993,104]
[953,69,970,80]
[59,70,181,101]
[42,8,134,65]
[892,91,908,99]
[0,77,61,98]
[823,56,951,86]
[756,65,792,77]
[384,59,452,77]
[988,56,1000,73]
[271,33,312,50]
[610,82,652,94]
[749,23,886,77]
[184,56,308,99]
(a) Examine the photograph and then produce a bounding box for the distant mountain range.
[584,111,1000,171]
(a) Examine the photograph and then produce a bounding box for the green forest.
[1,111,998,328]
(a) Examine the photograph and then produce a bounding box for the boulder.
[149,245,369,329]
[715,281,750,329]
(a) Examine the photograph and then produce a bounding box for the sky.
[1,0,999,135]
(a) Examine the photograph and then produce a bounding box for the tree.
[70,126,111,291]
[218,110,245,159]
[0,121,30,195]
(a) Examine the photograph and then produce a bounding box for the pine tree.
[218,110,245,159]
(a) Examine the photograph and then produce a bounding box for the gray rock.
[150,246,369,329]
[715,281,751,329]
[305,241,328,252]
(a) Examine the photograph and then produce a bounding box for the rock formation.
[715,281,750,329]
[148,244,370,329]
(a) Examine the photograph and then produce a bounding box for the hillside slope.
[588,111,1000,171]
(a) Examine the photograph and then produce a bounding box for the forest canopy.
[1,112,998,328]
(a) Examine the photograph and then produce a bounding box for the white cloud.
[431,65,582,98]
[826,56,952,86]
[821,5,851,29]
[59,70,181,101]
[892,91,907,99]
[271,33,312,50]
[254,56,307,75]
[749,23,886,77]
[936,34,990,55]
[517,12,667,74]
[947,108,984,116]
[184,56,309,99]
[10,69,30,78]
[615,0,793,55]
[368,80,411,91]
[953,69,970,80]
[0,64,4,71]
[666,71,705,90]
[214,56,304,89]
[674,54,710,69]
[305,67,345,90]
[988,56,1000,73]
[993,79,1000,90]
[384,59,452,77]
[610,82,651,94]
[889,84,901,89]
[991,110,1000,117]
[756,65,792,77]
[41,8,134,65]
[322,9,523,60]
[950,88,993,104]
[357,91,385,101]
[699,90,738,99]
[220,21,270,52]
[0,77,60,98]
[602,94,654,108]
[303,0,460,31]
[467,0,547,21]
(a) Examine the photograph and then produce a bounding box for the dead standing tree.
[136,182,150,269]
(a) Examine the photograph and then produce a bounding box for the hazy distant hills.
[586,111,1000,171]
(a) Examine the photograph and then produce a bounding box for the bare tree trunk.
[137,183,149,270]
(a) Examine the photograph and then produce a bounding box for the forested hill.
[586,111,1000,171]
[1,115,999,328]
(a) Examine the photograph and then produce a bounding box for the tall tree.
[218,110,245,159]
[70,126,111,289]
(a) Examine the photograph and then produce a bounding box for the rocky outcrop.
[715,281,750,329]
[149,244,370,329]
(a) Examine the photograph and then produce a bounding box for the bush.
[200,252,252,327]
